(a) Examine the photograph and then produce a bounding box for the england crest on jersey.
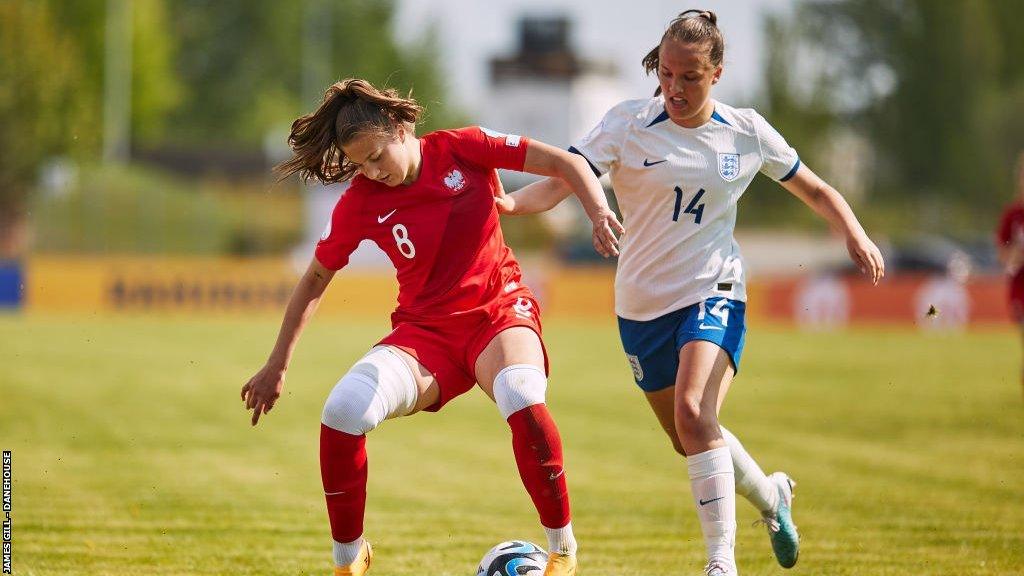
[627,354,644,382]
[718,152,740,182]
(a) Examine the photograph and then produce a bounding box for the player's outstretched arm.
[780,164,885,284]
[520,140,624,257]
[494,176,573,216]
[241,258,336,426]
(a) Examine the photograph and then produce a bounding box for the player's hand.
[493,177,518,215]
[494,193,518,215]
[846,233,885,285]
[241,364,286,426]
[591,208,624,258]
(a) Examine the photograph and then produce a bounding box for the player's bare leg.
[671,341,739,575]
[667,341,798,573]
[476,327,577,576]
[321,346,440,575]
[647,387,779,510]
[648,391,797,568]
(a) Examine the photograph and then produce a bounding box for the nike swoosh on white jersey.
[697,323,724,331]
[377,209,397,223]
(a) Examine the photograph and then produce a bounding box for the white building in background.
[482,16,628,175]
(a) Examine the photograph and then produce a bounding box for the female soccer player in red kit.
[240,78,623,576]
[996,152,1024,390]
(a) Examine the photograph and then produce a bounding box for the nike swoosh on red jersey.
[377,209,397,223]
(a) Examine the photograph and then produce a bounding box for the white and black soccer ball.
[476,540,548,576]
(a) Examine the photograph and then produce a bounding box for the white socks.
[544,521,578,556]
[720,426,779,514]
[687,446,737,567]
[333,536,365,566]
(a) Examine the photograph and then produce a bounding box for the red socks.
[507,404,571,528]
[320,405,571,542]
[320,424,368,543]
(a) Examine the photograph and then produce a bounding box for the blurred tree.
[0,2,96,221]
[987,0,1024,176]
[762,0,1023,233]
[164,0,461,148]
[742,13,840,226]
[44,0,182,147]
[131,0,184,143]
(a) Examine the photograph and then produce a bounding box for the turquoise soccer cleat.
[760,472,799,568]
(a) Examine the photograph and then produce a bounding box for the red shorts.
[377,286,549,412]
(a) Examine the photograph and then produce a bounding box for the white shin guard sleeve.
[492,364,547,420]
[321,346,418,435]
[720,425,777,513]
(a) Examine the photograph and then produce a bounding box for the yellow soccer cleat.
[333,541,373,576]
[543,552,577,576]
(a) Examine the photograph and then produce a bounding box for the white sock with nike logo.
[688,446,737,567]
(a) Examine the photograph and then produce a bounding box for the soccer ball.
[476,540,548,576]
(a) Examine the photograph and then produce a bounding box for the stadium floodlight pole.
[102,0,132,165]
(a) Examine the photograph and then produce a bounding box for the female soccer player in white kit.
[498,9,885,576]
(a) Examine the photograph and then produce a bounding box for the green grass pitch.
[2,315,1022,575]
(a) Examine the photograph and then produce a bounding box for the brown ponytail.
[274,78,423,184]
[642,9,725,95]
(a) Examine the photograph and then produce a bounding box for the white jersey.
[572,96,800,321]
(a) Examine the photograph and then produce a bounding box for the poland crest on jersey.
[443,168,466,191]
[718,152,741,182]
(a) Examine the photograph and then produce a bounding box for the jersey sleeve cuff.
[779,157,801,182]
[314,251,346,272]
[568,146,602,178]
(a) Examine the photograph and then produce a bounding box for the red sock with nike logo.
[688,446,737,568]
[320,424,368,564]
[507,404,574,552]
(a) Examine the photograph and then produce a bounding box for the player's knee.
[321,370,382,435]
[321,347,418,435]
[674,398,716,438]
[674,397,702,426]
[492,364,547,420]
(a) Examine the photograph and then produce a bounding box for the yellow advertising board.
[23,256,619,319]
[25,256,398,316]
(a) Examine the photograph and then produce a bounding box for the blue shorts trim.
[617,298,746,392]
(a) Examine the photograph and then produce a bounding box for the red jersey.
[997,202,1024,295]
[315,126,530,322]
